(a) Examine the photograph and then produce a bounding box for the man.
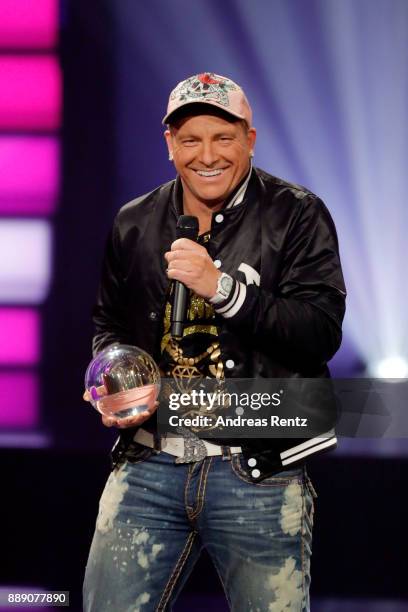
[83,73,346,611]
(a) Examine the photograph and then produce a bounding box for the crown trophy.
[85,344,161,419]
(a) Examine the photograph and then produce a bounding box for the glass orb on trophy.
[85,344,161,419]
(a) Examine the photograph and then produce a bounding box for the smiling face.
[165,111,256,209]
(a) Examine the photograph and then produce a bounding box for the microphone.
[171,215,199,340]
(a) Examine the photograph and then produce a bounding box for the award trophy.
[84,344,161,419]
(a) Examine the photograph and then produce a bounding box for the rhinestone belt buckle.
[174,426,208,464]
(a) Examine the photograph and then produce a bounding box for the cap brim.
[162,100,246,125]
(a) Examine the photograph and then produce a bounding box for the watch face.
[220,275,233,294]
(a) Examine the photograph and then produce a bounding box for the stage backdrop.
[50,0,408,452]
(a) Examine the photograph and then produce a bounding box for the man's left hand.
[165,238,220,299]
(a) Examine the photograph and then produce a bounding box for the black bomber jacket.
[92,167,346,481]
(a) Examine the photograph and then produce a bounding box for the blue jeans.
[83,444,316,611]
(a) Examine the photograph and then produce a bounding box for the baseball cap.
[162,72,253,126]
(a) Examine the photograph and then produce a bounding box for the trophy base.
[96,384,158,419]
[114,404,150,419]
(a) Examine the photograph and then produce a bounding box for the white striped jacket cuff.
[213,280,247,319]
[280,430,337,466]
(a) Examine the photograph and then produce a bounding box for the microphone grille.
[176,215,199,240]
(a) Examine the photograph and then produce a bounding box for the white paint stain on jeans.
[280,482,302,536]
[133,530,149,546]
[134,591,150,611]
[137,550,149,569]
[136,539,165,569]
[266,556,303,610]
[96,466,129,534]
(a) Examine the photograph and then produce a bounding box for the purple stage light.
[0,308,40,365]
[0,431,50,447]
[0,0,57,49]
[0,56,61,130]
[0,137,59,214]
[0,220,52,304]
[0,372,38,427]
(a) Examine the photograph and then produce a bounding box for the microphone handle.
[171,280,188,340]
[170,215,199,340]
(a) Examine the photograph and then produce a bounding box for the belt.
[134,427,242,460]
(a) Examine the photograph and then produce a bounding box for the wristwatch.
[209,272,234,305]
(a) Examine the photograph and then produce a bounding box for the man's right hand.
[83,388,159,429]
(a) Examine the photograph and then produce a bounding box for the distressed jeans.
[83,444,316,612]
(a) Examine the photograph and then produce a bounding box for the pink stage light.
[0,57,61,130]
[0,372,38,427]
[0,0,58,49]
[0,137,59,214]
[0,309,40,365]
